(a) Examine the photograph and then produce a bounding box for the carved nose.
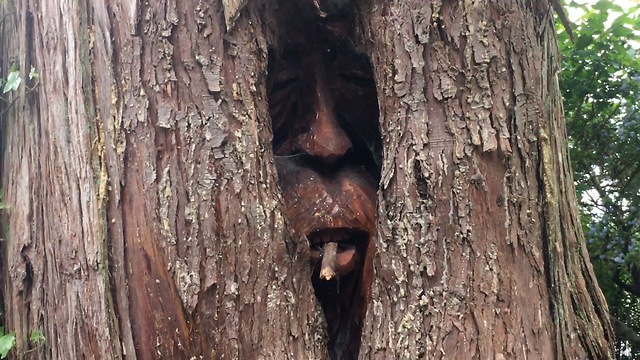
[295,83,352,163]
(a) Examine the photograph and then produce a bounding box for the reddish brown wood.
[268,3,382,358]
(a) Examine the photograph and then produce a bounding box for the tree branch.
[613,268,640,297]
[611,315,640,349]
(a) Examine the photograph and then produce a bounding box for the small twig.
[0,79,40,117]
[23,342,44,355]
[312,0,328,17]
[320,242,337,280]
[0,96,19,117]
[550,0,574,42]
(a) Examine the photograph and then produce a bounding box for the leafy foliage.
[0,328,15,359]
[557,0,640,357]
[0,63,40,118]
[29,329,45,346]
[0,327,45,358]
[2,70,20,94]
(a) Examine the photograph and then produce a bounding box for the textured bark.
[359,0,613,359]
[0,0,613,359]
[0,0,326,359]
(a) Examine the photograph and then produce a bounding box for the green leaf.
[575,34,593,50]
[0,333,15,359]
[3,71,21,94]
[28,66,40,81]
[611,25,634,38]
[558,3,640,340]
[29,329,45,345]
[0,187,9,210]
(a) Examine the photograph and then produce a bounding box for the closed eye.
[270,75,300,93]
[340,72,375,89]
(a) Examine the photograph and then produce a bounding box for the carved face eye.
[333,53,376,89]
[340,71,375,89]
[267,46,304,93]
[267,54,307,155]
[269,71,301,94]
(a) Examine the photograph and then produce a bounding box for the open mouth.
[307,228,369,280]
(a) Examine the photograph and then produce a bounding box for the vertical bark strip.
[359,0,613,359]
[0,0,121,358]
[0,0,327,358]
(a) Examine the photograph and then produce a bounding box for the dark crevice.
[267,2,380,358]
[435,18,447,42]
[414,160,430,201]
[537,140,559,348]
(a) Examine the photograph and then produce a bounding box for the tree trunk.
[359,1,613,359]
[0,0,613,359]
[0,0,326,358]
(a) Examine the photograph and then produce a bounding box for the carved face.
[268,17,381,360]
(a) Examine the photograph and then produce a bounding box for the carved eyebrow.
[339,70,375,89]
[334,54,376,88]
[267,46,303,93]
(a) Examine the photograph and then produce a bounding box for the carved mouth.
[307,228,368,279]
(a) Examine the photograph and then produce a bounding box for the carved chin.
[275,156,376,276]
[275,155,378,358]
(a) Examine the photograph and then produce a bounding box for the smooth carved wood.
[268,2,382,359]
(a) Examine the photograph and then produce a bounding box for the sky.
[563,0,640,49]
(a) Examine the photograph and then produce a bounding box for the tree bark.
[0,0,326,358]
[0,0,613,359]
[359,1,613,359]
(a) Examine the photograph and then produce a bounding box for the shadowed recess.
[267,1,382,359]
